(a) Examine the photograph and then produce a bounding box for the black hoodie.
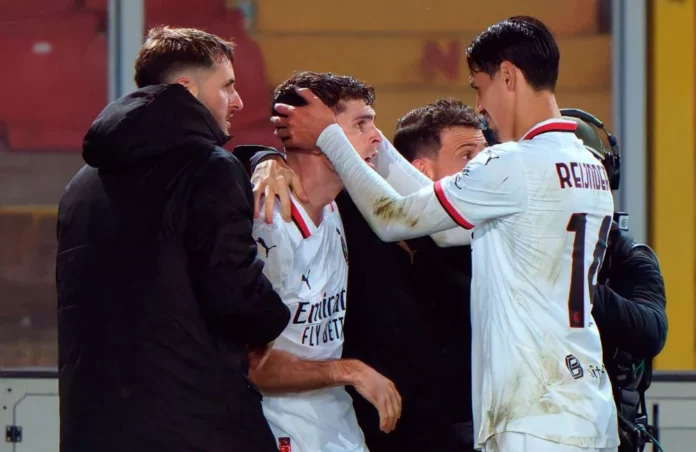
[56,84,290,452]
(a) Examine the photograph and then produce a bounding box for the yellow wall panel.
[257,35,611,91]
[651,0,696,370]
[256,0,598,35]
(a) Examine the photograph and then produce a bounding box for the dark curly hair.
[272,71,375,115]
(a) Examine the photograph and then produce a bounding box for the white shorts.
[268,422,368,452]
[482,432,618,452]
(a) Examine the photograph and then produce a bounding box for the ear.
[499,61,516,91]
[173,76,199,97]
[412,159,434,180]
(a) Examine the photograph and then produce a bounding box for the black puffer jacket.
[56,84,290,452]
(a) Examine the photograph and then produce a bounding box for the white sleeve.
[317,125,527,242]
[373,131,431,195]
[372,132,473,246]
[316,125,455,242]
[432,146,528,227]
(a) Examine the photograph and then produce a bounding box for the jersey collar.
[520,118,578,141]
[289,194,336,239]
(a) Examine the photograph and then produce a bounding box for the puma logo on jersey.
[256,237,277,257]
[301,270,311,289]
[484,152,500,166]
[453,173,464,189]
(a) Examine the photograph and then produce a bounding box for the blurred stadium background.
[0,1,694,443]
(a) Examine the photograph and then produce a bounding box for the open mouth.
[364,156,376,169]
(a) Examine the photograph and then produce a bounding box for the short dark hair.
[134,26,236,88]
[272,71,375,115]
[466,16,560,92]
[393,99,481,162]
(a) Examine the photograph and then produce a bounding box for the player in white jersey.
[271,16,619,452]
[249,71,402,452]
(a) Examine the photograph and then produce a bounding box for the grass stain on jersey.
[373,196,419,227]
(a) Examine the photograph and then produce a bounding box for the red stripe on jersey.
[290,202,311,238]
[522,121,577,141]
[434,180,474,229]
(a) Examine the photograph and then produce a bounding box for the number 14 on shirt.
[566,213,612,328]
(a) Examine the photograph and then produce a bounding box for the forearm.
[374,133,430,195]
[374,135,471,246]
[249,349,359,394]
[318,124,456,241]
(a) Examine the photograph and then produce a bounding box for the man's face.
[470,69,513,142]
[192,60,244,136]
[335,100,381,169]
[417,126,487,180]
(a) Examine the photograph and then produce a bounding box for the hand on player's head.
[271,88,337,150]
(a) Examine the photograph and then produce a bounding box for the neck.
[286,153,343,226]
[513,90,561,141]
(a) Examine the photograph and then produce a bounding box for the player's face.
[425,126,487,180]
[470,69,513,142]
[192,60,244,136]
[336,100,382,169]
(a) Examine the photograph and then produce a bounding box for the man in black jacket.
[242,97,487,451]
[56,26,290,452]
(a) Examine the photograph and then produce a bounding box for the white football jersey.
[252,194,366,452]
[434,119,619,449]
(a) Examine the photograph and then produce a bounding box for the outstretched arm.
[317,125,460,241]
[272,88,527,242]
[373,132,473,246]
[245,132,472,244]
[315,124,527,242]
[249,349,401,432]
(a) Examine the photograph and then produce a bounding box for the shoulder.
[459,142,526,184]
[189,147,252,203]
[469,142,522,169]
[200,147,247,177]
[253,198,295,243]
[484,141,522,155]
[187,147,249,189]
